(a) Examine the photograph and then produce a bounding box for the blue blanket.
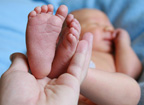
[0,0,144,104]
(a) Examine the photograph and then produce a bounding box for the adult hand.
[0,33,93,105]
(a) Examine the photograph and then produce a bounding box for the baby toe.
[70,27,79,40]
[47,4,54,14]
[66,14,74,26]
[67,33,77,45]
[34,6,41,14]
[41,5,48,13]
[55,5,68,21]
[28,11,37,18]
[70,20,81,34]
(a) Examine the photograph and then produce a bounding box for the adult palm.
[0,33,93,105]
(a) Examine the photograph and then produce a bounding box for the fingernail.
[10,53,14,61]
[85,32,93,43]
[10,53,17,62]
[88,32,93,42]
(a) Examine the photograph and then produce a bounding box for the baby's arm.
[80,29,141,105]
[113,29,142,79]
[80,68,141,105]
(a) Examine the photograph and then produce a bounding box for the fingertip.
[10,53,26,61]
[82,32,93,42]
[81,33,93,53]
[9,53,29,72]
[10,53,14,62]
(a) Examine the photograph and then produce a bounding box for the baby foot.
[26,5,68,78]
[48,14,81,78]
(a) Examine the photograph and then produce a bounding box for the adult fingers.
[8,53,29,72]
[81,32,93,82]
[67,32,93,83]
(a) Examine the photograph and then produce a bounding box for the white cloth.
[89,60,96,69]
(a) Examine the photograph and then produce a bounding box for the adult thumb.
[8,53,29,72]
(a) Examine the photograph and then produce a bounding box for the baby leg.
[26,5,68,78]
[48,14,81,78]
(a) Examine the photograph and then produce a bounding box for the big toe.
[55,5,68,21]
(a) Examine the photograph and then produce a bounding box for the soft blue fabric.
[0,0,144,104]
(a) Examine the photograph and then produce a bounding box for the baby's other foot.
[26,5,68,78]
[49,14,81,78]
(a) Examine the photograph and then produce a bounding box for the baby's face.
[71,9,114,53]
